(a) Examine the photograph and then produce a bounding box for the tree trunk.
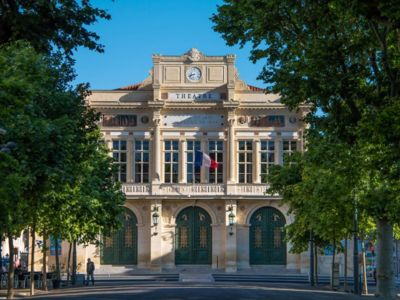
[66,242,72,285]
[376,218,395,299]
[29,225,36,296]
[55,238,60,282]
[362,239,368,295]
[6,234,14,300]
[71,240,77,285]
[42,231,47,291]
[344,238,348,291]
[331,241,336,290]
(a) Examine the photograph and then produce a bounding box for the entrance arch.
[175,206,212,265]
[249,206,286,265]
[101,207,137,265]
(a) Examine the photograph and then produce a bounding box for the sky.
[73,0,267,90]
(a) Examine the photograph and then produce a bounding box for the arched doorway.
[250,207,286,265]
[101,208,137,265]
[175,206,212,265]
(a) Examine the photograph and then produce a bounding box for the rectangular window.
[208,140,224,183]
[238,140,253,183]
[187,140,201,183]
[164,140,179,183]
[282,140,298,163]
[133,140,150,183]
[112,140,127,182]
[260,140,275,183]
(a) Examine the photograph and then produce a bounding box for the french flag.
[195,151,219,170]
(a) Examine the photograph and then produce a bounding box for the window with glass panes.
[187,140,201,183]
[282,140,298,163]
[260,140,275,183]
[164,140,179,183]
[112,140,127,182]
[134,140,149,183]
[238,140,253,183]
[208,140,224,183]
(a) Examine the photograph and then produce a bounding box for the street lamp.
[152,206,159,235]
[228,206,235,236]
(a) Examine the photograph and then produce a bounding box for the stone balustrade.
[122,183,271,197]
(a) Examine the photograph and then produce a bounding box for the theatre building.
[83,48,310,273]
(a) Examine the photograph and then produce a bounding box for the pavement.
[0,272,395,299]
[9,282,366,300]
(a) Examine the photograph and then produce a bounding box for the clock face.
[186,67,202,81]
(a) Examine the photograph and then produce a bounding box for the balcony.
[121,183,271,198]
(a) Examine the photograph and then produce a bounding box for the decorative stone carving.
[141,115,149,124]
[186,48,202,61]
[238,116,247,125]
[289,116,297,124]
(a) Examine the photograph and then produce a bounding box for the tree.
[0,0,111,56]
[0,41,123,298]
[213,1,400,298]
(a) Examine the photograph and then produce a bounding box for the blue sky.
[73,0,266,90]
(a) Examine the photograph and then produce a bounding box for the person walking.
[86,258,95,286]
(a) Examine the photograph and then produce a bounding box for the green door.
[250,207,286,265]
[101,208,137,265]
[175,207,212,265]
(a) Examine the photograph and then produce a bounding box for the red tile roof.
[247,84,264,92]
[114,82,142,91]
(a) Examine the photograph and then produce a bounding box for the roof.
[114,82,264,92]
[114,82,142,91]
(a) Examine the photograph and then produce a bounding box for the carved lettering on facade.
[168,93,220,100]
[250,115,285,127]
[122,184,150,194]
[164,114,224,128]
[103,115,137,127]
[160,185,225,194]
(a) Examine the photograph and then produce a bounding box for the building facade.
[85,48,309,272]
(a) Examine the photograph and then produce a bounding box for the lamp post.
[228,206,235,236]
[152,206,159,236]
[353,202,360,295]
[310,229,314,286]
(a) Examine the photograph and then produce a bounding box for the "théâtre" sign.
[168,92,221,100]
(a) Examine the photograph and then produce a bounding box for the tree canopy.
[0,0,111,56]
[213,1,400,298]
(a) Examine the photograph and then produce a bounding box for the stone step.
[180,273,214,283]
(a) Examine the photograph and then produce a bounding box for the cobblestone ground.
[21,282,366,300]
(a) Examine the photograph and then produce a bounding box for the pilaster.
[179,137,186,183]
[254,139,261,183]
[152,111,162,183]
[227,111,236,184]
[225,200,237,272]
[150,200,162,271]
[275,133,283,165]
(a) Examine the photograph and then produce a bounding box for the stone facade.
[78,49,309,272]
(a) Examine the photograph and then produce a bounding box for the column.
[179,138,186,183]
[127,138,133,183]
[152,114,161,183]
[225,200,237,272]
[150,200,162,270]
[254,139,261,183]
[275,133,282,165]
[201,135,207,183]
[228,118,236,183]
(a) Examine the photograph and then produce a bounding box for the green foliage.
[213,2,400,296]
[0,0,111,56]
[0,41,124,250]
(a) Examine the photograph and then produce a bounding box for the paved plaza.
[17,282,365,300]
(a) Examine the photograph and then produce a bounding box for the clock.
[186,67,202,81]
